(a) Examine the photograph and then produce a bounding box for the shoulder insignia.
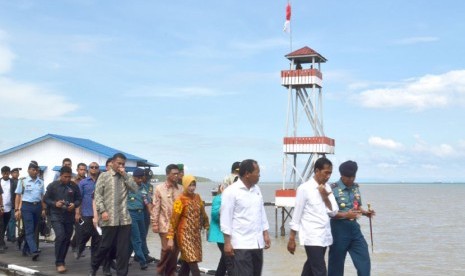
[330,182,338,189]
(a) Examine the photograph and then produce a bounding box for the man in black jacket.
[44,166,82,273]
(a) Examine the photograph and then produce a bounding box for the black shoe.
[74,251,85,259]
[110,260,116,270]
[32,251,40,261]
[88,269,97,276]
[102,268,112,276]
[22,251,31,257]
[140,263,148,270]
[145,255,156,263]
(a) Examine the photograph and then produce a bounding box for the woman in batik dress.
[167,175,209,276]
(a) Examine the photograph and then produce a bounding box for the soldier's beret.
[339,160,358,177]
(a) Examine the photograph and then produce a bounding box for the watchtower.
[274,46,335,236]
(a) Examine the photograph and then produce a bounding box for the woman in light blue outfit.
[207,185,231,276]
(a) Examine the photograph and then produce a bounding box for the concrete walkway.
[0,239,215,275]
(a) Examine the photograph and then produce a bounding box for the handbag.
[38,216,51,237]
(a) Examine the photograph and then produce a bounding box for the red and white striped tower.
[275,46,335,235]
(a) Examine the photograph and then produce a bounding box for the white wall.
[0,137,137,187]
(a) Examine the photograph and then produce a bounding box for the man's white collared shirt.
[220,179,269,249]
[289,177,339,247]
[1,179,12,212]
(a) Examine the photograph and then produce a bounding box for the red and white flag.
[283,2,291,32]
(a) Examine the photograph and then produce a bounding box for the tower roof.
[285,46,327,63]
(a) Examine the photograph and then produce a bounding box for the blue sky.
[1,0,465,183]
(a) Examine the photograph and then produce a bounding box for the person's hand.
[317,184,331,198]
[117,167,126,176]
[15,210,21,220]
[55,200,65,208]
[93,217,98,228]
[287,238,296,255]
[364,208,376,218]
[41,209,46,218]
[152,224,159,233]
[346,209,362,220]
[75,212,82,223]
[67,203,75,212]
[224,241,235,257]
[101,211,109,221]
[263,231,271,249]
[167,239,174,251]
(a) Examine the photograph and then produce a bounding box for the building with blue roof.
[0,134,157,186]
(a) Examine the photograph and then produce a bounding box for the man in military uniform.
[328,160,375,276]
[141,168,155,263]
[127,168,150,270]
[14,161,45,261]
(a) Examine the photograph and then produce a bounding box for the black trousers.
[76,216,101,262]
[91,225,131,276]
[215,243,233,276]
[51,221,74,266]
[232,249,263,276]
[0,210,11,248]
[302,246,327,276]
[179,260,200,276]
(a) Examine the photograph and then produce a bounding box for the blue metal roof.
[0,134,158,167]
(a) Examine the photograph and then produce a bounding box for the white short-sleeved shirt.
[220,179,269,249]
[289,177,339,247]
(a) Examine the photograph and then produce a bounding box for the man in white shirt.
[221,159,271,276]
[0,166,13,253]
[287,157,339,276]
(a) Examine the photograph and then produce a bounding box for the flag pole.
[289,0,292,52]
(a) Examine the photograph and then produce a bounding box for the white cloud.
[0,36,84,121]
[0,37,15,74]
[394,36,439,45]
[412,141,457,158]
[368,136,403,150]
[458,140,465,148]
[357,70,465,111]
[0,77,80,120]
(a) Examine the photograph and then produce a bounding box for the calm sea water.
[154,182,464,276]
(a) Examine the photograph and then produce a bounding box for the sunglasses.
[89,166,99,169]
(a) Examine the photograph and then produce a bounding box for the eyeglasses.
[89,166,99,169]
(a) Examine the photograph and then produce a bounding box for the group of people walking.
[0,155,374,276]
